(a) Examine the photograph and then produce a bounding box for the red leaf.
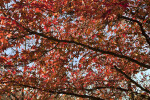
[0,57,7,63]
[0,16,7,19]
[35,8,40,12]
[79,64,82,68]
[12,71,16,75]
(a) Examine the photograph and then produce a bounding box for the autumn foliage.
[0,0,150,99]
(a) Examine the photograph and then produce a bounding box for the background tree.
[0,0,150,99]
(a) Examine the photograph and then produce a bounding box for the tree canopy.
[0,0,150,99]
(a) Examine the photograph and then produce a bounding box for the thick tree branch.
[24,29,149,69]
[119,15,150,46]
[114,66,150,94]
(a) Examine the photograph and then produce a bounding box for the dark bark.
[119,15,150,46]
[25,28,149,69]
[114,66,150,94]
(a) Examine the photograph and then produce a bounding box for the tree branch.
[114,66,150,94]
[24,29,149,69]
[119,15,150,46]
[10,92,19,100]
[84,86,150,99]
[4,81,104,100]
[84,86,129,92]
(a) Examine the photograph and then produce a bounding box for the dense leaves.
[0,0,150,99]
